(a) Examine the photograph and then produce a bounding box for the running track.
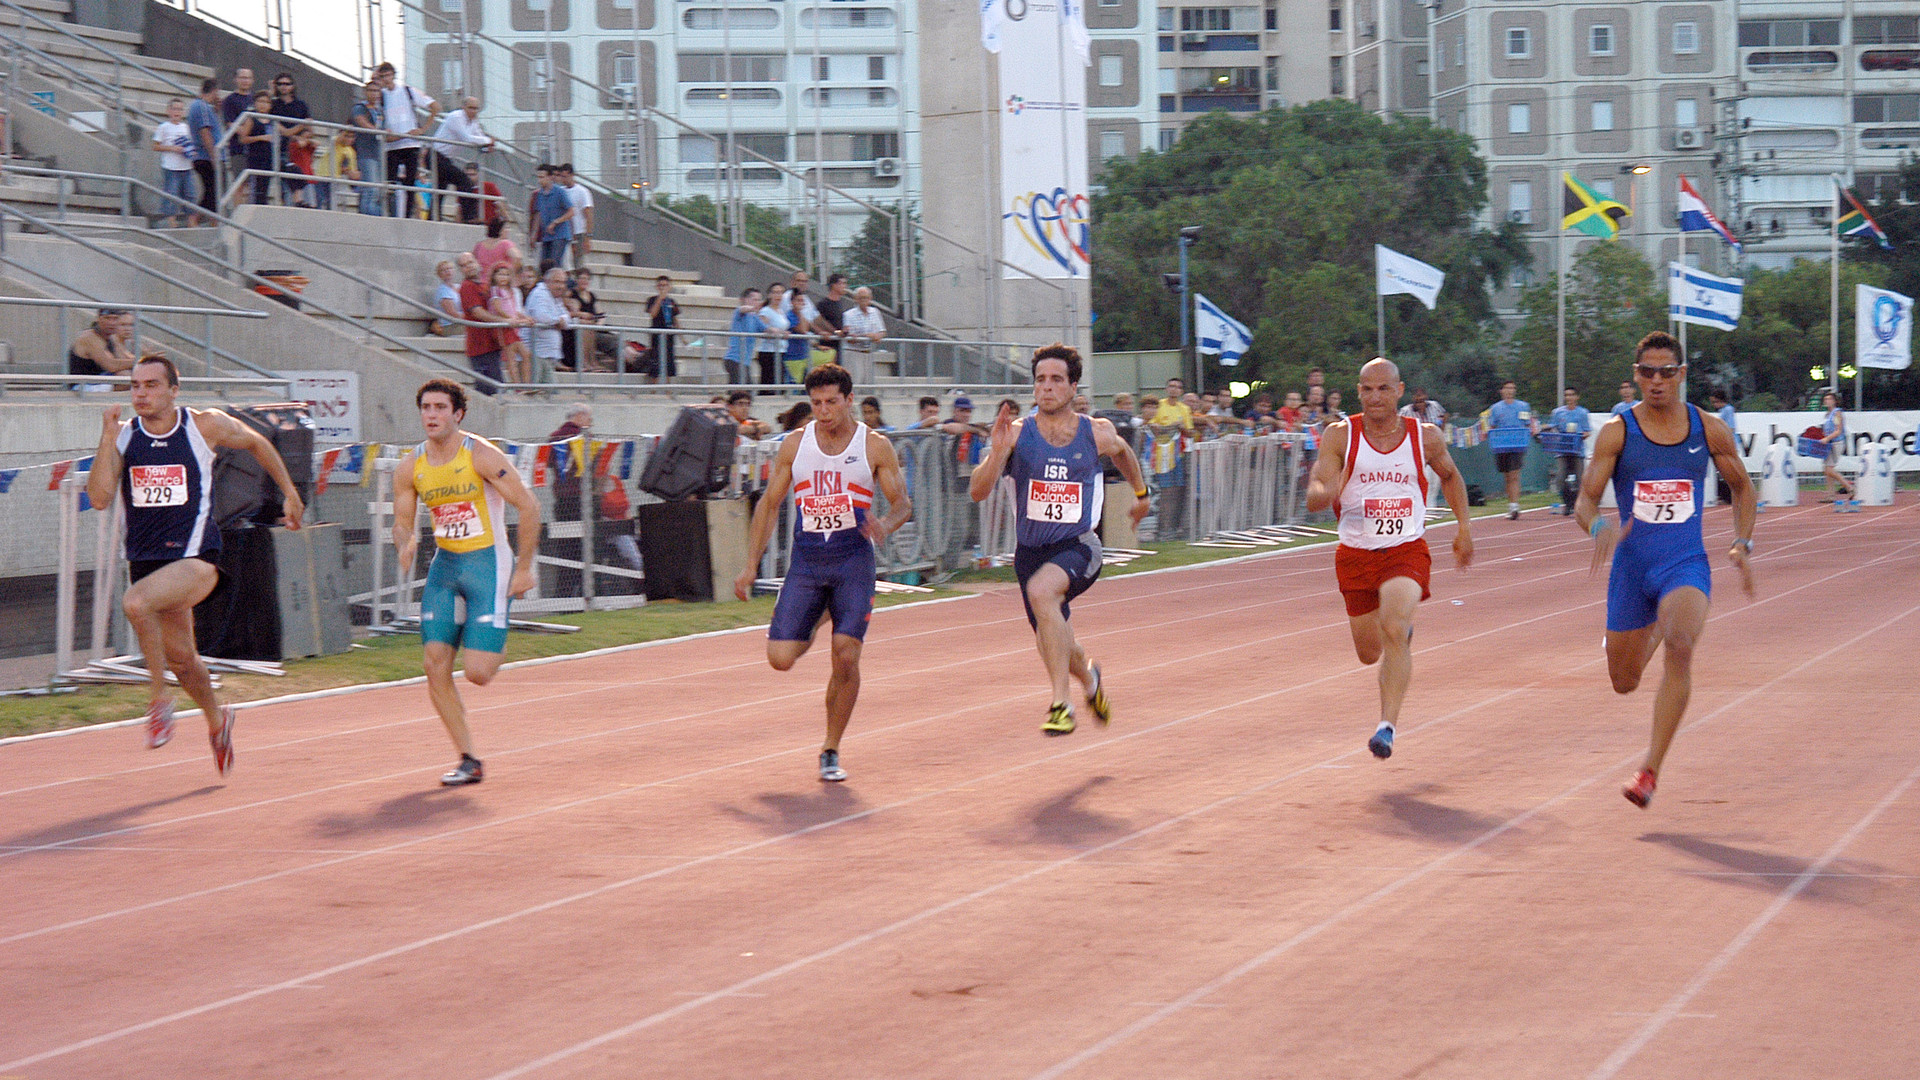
[2,498,1915,1079]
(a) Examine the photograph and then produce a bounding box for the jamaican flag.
[1562,172,1630,240]
[1837,183,1892,250]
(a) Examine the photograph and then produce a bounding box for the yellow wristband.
[1134,488,1150,499]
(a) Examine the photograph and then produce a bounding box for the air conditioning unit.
[1673,127,1707,150]
[607,85,634,104]
[1181,32,1208,46]
[1363,22,1378,39]
[1507,210,1530,224]
[872,157,902,178]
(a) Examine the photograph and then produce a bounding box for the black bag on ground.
[640,405,737,501]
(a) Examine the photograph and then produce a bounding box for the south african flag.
[1837,184,1892,250]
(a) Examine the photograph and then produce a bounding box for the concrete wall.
[137,1,361,124]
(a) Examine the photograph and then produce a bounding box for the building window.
[1435,38,1445,69]
[1159,128,1176,151]
[1329,55,1343,95]
[684,7,780,30]
[525,0,547,10]
[800,86,899,108]
[1265,55,1278,91]
[1158,68,1176,93]
[1673,21,1699,54]
[1455,35,1464,67]
[1099,54,1124,86]
[1589,25,1614,56]
[614,135,641,169]
[798,7,894,30]
[1180,8,1232,32]
[1507,180,1532,224]
[868,55,886,80]
[1179,67,1260,92]
[611,53,637,91]
[1507,102,1531,134]
[1857,16,1920,45]
[441,57,464,94]
[1415,60,1429,77]
[1505,27,1530,59]
[1674,97,1698,127]
[1591,100,1614,131]
[1100,130,1125,160]
[1265,5,1276,31]
[1738,19,1840,48]
[1099,0,1121,7]
[686,87,782,104]
[1855,94,1920,124]
[440,0,463,11]
[680,54,786,82]
[529,57,550,93]
[1158,7,1174,31]
[1328,4,1339,31]
[1592,178,1615,199]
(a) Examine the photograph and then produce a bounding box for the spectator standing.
[645,275,681,382]
[1610,380,1638,415]
[905,396,941,430]
[150,99,197,228]
[1210,388,1248,431]
[375,61,436,219]
[1485,379,1538,519]
[756,281,791,387]
[1819,390,1851,500]
[558,164,594,266]
[267,73,312,206]
[524,266,572,385]
[429,97,491,222]
[1277,390,1303,432]
[546,404,592,603]
[219,68,255,190]
[842,287,887,351]
[815,274,850,360]
[861,396,892,432]
[1247,393,1279,431]
[348,80,386,216]
[456,252,506,394]
[1547,387,1591,515]
[727,390,773,438]
[186,80,220,221]
[488,263,532,386]
[777,400,812,433]
[1150,378,1195,537]
[724,289,764,385]
[530,166,574,268]
[471,219,520,280]
[1711,390,1738,505]
[465,163,504,227]
[782,284,816,384]
[236,91,276,205]
[1399,388,1446,426]
[1324,390,1348,422]
[428,259,462,336]
[310,129,358,211]
[565,269,613,371]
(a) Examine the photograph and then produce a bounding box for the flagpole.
[1679,234,1689,363]
[1555,205,1566,404]
[1377,289,1386,358]
[1831,188,1841,398]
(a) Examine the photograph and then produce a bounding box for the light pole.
[1170,225,1201,390]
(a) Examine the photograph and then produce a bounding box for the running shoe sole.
[146,698,175,749]
[1623,769,1656,808]
[1042,705,1076,736]
[211,705,234,776]
[1368,726,1394,759]
[819,749,847,782]
[441,758,485,786]
[1086,663,1111,727]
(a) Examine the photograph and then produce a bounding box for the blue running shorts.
[1013,532,1103,629]
[769,546,877,642]
[420,546,512,654]
[1606,550,1711,633]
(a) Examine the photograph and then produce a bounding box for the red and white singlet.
[788,420,875,558]
[1336,416,1429,550]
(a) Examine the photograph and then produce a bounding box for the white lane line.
[1024,600,1920,1080]
[1585,758,1920,1080]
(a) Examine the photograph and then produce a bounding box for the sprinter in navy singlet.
[970,344,1151,736]
[1577,332,1756,809]
[736,364,913,782]
[87,356,306,776]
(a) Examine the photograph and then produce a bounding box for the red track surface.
[2,499,1916,1079]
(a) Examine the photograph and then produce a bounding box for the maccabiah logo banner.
[997,0,1089,279]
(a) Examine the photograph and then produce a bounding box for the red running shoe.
[1623,768,1656,808]
[211,705,235,776]
[145,698,175,749]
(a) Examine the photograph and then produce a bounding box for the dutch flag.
[1677,175,1741,252]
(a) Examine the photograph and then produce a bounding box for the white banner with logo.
[281,370,360,443]
[1856,284,1914,370]
[993,0,1089,280]
[1375,244,1444,310]
[1552,411,1920,472]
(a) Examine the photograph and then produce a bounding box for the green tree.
[1688,258,1886,408]
[1835,157,1920,407]
[1090,100,1529,388]
[1509,242,1665,407]
[655,194,809,269]
[836,208,919,310]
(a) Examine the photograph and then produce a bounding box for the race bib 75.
[1632,479,1694,524]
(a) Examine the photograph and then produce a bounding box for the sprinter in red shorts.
[1307,358,1474,759]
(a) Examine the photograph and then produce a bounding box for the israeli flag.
[1667,262,1743,331]
[1856,283,1913,370]
[1194,293,1254,366]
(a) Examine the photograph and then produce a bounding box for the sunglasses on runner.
[1634,363,1684,380]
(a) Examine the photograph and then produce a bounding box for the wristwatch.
[1732,538,1753,553]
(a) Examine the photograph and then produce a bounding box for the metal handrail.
[0,295,270,317]
[0,373,291,393]
[0,29,164,133]
[0,0,196,99]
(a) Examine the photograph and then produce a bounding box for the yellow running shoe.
[1042,702,1076,736]
[1086,663,1111,727]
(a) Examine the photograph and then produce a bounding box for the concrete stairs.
[0,0,206,121]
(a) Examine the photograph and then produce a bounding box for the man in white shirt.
[374,61,435,219]
[558,163,593,267]
[430,97,491,223]
[523,265,573,381]
[1398,388,1447,426]
[841,286,887,349]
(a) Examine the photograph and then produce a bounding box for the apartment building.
[1152,0,1344,148]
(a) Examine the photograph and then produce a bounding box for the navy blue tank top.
[1005,414,1104,548]
[117,407,220,561]
[1612,404,1707,570]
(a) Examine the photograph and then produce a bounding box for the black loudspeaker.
[194,524,281,661]
[210,403,316,529]
[640,405,737,501]
[1093,409,1136,481]
[636,500,713,602]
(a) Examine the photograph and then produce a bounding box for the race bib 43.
[799,493,854,534]
[129,465,188,507]
[1632,479,1694,524]
[1026,480,1083,524]
[431,501,482,540]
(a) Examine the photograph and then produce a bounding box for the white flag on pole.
[1857,283,1914,370]
[979,0,1006,52]
[1194,293,1254,366]
[1374,244,1445,310]
[1059,0,1092,62]
[1667,262,1743,331]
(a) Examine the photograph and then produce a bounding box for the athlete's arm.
[196,409,304,529]
[471,439,539,599]
[862,431,913,543]
[1304,421,1349,513]
[1575,417,1628,575]
[968,403,1020,503]
[87,406,124,510]
[735,434,801,600]
[391,450,420,572]
[1703,413,1757,599]
[1422,424,1473,569]
[1093,417,1152,525]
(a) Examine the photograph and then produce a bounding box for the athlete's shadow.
[1373,786,1509,846]
[1640,833,1887,904]
[989,775,1128,849]
[720,785,866,837]
[312,788,485,838]
[0,785,221,853]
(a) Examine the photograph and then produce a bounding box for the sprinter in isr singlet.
[1307,358,1473,760]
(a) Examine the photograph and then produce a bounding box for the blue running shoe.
[1368,725,1394,760]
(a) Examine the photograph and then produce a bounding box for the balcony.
[1861,49,1920,73]
[1180,93,1261,112]
[1744,50,1839,73]
[1181,33,1259,52]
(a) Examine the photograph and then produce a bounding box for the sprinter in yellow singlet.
[392,379,541,786]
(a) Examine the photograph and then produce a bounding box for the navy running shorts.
[769,546,877,642]
[1606,550,1711,633]
[1013,532,1102,630]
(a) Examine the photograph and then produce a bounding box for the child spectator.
[487,262,530,386]
[310,129,358,211]
[150,99,196,228]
